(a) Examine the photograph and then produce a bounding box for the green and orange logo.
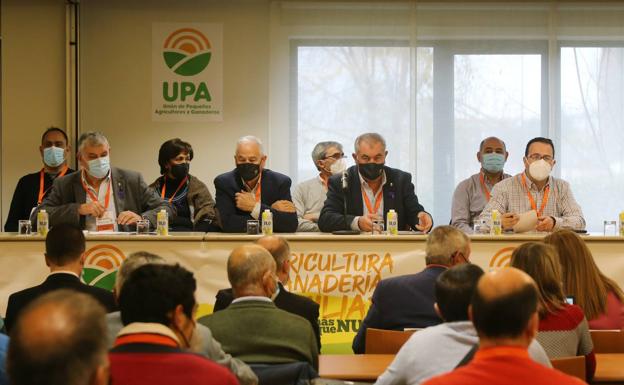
[163,28,211,76]
[489,247,516,268]
[83,244,126,291]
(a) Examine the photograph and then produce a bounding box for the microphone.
[333,169,360,235]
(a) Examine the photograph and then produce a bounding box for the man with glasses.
[319,132,433,233]
[480,137,585,232]
[293,141,346,231]
[214,135,298,233]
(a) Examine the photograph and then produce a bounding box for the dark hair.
[45,224,86,266]
[525,137,555,158]
[8,290,107,385]
[435,264,484,322]
[41,127,68,145]
[119,264,196,326]
[158,138,194,175]
[471,282,538,339]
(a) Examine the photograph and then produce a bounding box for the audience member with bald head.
[214,135,298,232]
[201,244,318,369]
[8,290,109,385]
[353,225,471,353]
[214,236,321,349]
[423,267,585,385]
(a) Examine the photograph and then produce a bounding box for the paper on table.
[513,210,538,233]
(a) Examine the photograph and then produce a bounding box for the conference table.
[0,231,623,353]
[318,353,624,383]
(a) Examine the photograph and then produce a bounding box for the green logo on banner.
[163,28,212,76]
[82,244,126,292]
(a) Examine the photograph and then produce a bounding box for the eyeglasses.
[324,153,345,160]
[527,154,553,162]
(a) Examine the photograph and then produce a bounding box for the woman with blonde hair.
[544,229,624,329]
[511,242,595,381]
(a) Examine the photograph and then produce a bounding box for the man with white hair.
[36,131,171,231]
[214,135,298,233]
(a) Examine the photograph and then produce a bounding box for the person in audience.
[293,141,346,232]
[36,131,171,231]
[214,135,297,233]
[544,229,624,329]
[200,244,318,369]
[150,138,219,232]
[480,137,585,232]
[4,224,116,333]
[318,133,432,233]
[110,263,238,385]
[8,290,109,385]
[511,242,595,381]
[4,127,75,232]
[450,137,510,232]
[0,332,8,385]
[107,251,257,385]
[375,264,551,385]
[422,267,585,385]
[352,225,470,353]
[213,236,321,350]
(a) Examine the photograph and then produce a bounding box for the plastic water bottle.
[157,209,169,236]
[490,209,502,235]
[37,210,49,236]
[387,209,398,235]
[262,209,273,235]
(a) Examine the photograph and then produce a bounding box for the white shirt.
[82,171,118,231]
[351,171,387,231]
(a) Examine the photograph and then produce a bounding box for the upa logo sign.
[153,23,223,122]
[82,244,126,291]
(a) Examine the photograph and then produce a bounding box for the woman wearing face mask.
[150,139,219,232]
[292,141,346,232]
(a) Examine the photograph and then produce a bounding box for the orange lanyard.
[80,171,112,210]
[479,173,492,202]
[253,174,262,203]
[160,176,188,203]
[362,187,383,215]
[320,176,329,190]
[38,165,68,204]
[521,174,550,217]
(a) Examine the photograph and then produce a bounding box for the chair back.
[364,328,415,354]
[590,329,624,353]
[550,356,586,382]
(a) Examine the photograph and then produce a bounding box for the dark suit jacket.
[214,169,297,233]
[4,273,117,333]
[214,283,321,350]
[351,266,446,354]
[318,165,429,232]
[35,167,172,231]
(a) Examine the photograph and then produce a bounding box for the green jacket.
[200,299,318,369]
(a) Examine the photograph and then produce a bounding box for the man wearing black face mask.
[150,138,219,232]
[319,132,433,233]
[214,135,298,233]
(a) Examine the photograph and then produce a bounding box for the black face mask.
[358,163,384,181]
[170,163,190,180]
[237,163,260,181]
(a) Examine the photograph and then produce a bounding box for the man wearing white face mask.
[4,127,75,232]
[451,137,511,233]
[480,137,585,232]
[292,141,346,232]
[36,132,171,231]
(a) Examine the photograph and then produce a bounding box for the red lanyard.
[80,171,112,210]
[38,165,68,204]
[479,173,492,202]
[160,176,188,203]
[521,174,550,217]
[362,187,383,215]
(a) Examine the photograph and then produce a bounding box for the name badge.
[96,212,115,232]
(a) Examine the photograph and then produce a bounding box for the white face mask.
[329,158,347,175]
[528,159,552,181]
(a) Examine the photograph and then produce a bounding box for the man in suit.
[318,132,433,233]
[200,244,318,369]
[213,236,321,350]
[35,131,171,231]
[214,135,297,233]
[352,225,471,353]
[4,223,116,333]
